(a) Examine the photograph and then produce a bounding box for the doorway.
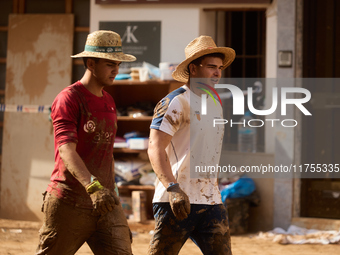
[300,0,340,219]
[223,10,266,152]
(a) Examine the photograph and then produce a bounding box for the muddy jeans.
[148,203,232,255]
[36,193,132,255]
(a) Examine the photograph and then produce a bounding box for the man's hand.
[86,180,120,215]
[167,184,191,221]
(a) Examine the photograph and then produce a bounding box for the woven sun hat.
[172,35,235,82]
[71,30,136,62]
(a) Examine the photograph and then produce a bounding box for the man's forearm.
[59,143,92,187]
[148,146,177,189]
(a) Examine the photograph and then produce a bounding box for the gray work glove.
[167,183,191,221]
[86,180,120,215]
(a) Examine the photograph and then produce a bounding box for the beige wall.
[90,1,270,64]
[0,14,74,221]
[219,151,275,232]
[265,0,278,154]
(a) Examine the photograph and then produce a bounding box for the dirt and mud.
[0,218,339,255]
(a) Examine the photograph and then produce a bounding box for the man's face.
[189,56,224,94]
[91,58,121,86]
[190,56,223,83]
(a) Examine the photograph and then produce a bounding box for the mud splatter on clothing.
[148,203,232,255]
[150,85,223,205]
[47,81,117,209]
[36,194,132,255]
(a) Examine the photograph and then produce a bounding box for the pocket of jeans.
[41,191,48,212]
[153,203,173,226]
[152,203,168,219]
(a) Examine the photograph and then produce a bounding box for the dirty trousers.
[148,203,232,255]
[36,194,132,255]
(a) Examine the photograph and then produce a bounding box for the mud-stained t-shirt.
[150,85,224,205]
[47,81,117,209]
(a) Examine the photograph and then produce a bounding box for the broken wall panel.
[1,14,73,221]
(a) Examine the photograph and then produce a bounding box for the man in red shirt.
[36,30,136,255]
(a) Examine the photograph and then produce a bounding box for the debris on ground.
[257,225,340,245]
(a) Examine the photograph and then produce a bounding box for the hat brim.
[71,51,136,62]
[172,47,236,82]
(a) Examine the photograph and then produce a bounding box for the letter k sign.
[122,25,138,43]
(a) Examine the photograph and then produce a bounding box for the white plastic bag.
[115,157,149,182]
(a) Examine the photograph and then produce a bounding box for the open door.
[300,0,340,219]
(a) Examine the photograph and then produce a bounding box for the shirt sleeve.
[51,90,80,147]
[150,96,184,136]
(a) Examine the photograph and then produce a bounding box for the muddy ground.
[0,218,339,255]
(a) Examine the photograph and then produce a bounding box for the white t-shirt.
[150,85,224,205]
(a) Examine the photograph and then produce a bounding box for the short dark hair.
[190,52,225,66]
[188,52,225,74]
[83,57,99,68]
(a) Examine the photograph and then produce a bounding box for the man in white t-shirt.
[147,36,236,255]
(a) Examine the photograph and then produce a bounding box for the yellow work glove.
[85,179,120,215]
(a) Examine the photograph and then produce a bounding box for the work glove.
[167,183,191,221]
[86,179,120,215]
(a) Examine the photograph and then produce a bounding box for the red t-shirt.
[47,81,117,209]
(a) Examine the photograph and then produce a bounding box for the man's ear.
[188,63,197,76]
[86,58,96,71]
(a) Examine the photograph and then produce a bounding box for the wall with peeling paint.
[0,14,74,221]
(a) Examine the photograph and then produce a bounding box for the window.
[223,10,266,152]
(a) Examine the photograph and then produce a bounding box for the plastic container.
[238,111,257,153]
[130,67,140,81]
[159,62,172,80]
[159,62,178,80]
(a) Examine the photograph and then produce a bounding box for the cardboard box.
[128,138,149,150]
[120,196,132,218]
[132,191,147,222]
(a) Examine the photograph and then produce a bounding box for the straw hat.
[71,30,136,62]
[172,35,235,82]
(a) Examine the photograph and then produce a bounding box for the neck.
[188,80,205,97]
[80,70,103,97]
